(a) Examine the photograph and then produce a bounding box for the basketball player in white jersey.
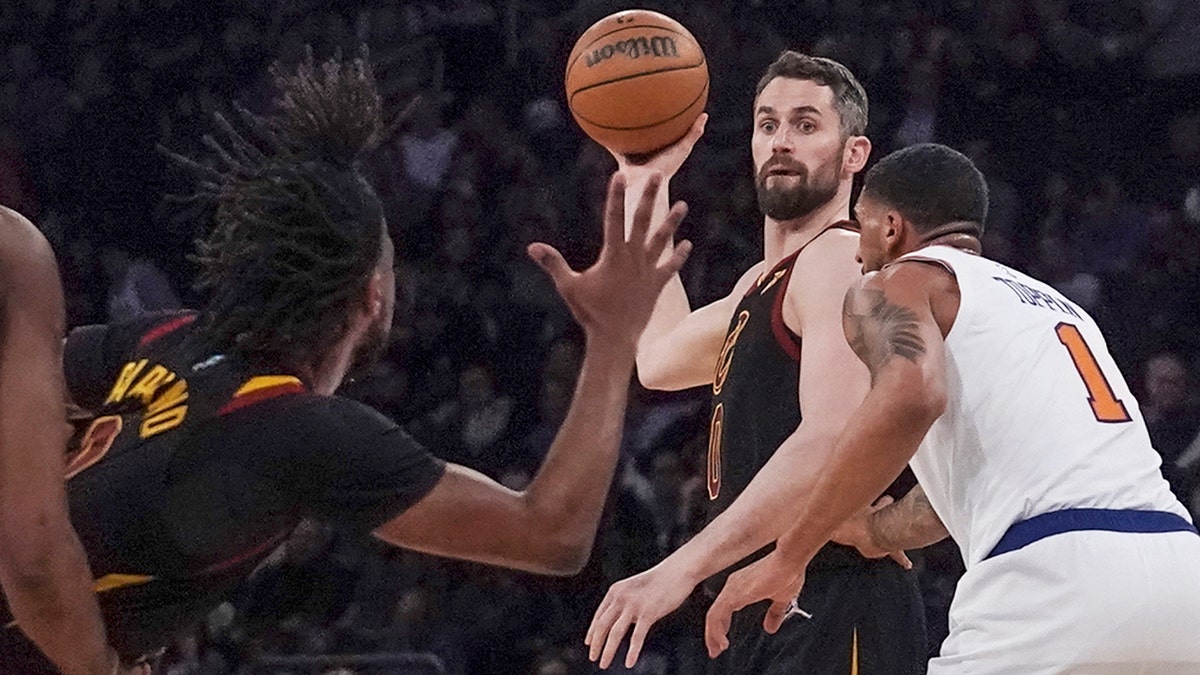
[704,143,1200,673]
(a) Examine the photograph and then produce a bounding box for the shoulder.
[0,206,58,288]
[727,260,767,299]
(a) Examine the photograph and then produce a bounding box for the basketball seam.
[566,23,700,75]
[573,79,708,131]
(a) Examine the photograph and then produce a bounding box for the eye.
[759,119,778,133]
[799,120,817,133]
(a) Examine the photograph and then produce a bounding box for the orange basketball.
[565,10,709,156]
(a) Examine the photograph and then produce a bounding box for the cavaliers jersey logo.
[712,310,750,396]
[708,310,751,500]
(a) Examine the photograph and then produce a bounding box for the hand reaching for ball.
[610,113,707,181]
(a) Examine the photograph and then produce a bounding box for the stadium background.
[2,0,1199,672]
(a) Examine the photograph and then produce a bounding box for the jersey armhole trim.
[137,313,197,348]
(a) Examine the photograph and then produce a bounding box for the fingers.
[601,172,628,251]
[890,550,914,569]
[599,612,633,669]
[625,618,652,669]
[663,239,694,278]
[870,495,895,511]
[762,597,791,634]
[646,200,688,261]
[704,595,734,658]
[628,172,664,248]
[526,243,574,287]
[586,596,620,660]
[681,112,708,150]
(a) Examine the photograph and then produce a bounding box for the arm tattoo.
[867,486,948,551]
[844,288,926,383]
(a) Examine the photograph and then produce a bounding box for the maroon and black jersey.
[1,311,444,665]
[707,225,916,572]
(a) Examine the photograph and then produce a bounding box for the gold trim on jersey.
[234,375,304,397]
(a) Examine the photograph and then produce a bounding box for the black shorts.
[707,560,926,675]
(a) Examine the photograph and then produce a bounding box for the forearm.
[663,423,841,582]
[624,175,692,365]
[775,379,939,565]
[867,485,949,552]
[0,518,115,675]
[523,338,636,559]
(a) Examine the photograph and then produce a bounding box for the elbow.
[905,382,947,429]
[0,525,67,594]
[538,529,594,576]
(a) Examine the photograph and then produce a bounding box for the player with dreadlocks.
[0,49,692,672]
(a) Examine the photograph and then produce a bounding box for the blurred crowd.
[3,0,1200,673]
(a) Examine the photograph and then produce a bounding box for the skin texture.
[702,191,966,657]
[0,206,140,675]
[585,75,908,671]
[373,173,696,575]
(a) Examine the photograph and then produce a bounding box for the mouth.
[764,167,803,178]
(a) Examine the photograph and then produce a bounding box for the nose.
[770,126,794,154]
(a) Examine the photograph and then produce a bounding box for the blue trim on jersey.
[985,508,1198,560]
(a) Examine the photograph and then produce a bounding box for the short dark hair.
[754,51,869,136]
[861,143,989,234]
[165,48,388,370]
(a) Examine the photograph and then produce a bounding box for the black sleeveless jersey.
[0,311,444,663]
[707,226,915,574]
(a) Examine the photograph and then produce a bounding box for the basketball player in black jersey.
[586,52,925,673]
[0,51,692,672]
[0,207,140,675]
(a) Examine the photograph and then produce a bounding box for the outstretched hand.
[528,172,691,349]
[585,561,697,669]
[610,113,707,181]
[704,552,807,659]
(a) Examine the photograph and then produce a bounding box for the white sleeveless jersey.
[896,245,1189,568]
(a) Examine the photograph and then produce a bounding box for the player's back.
[900,245,1188,567]
[0,311,443,664]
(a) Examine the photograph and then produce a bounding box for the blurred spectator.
[1142,353,1200,503]
[100,245,182,322]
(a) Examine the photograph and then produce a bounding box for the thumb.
[763,598,790,634]
[870,495,895,512]
[527,242,573,285]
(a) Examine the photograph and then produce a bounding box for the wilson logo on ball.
[584,36,679,67]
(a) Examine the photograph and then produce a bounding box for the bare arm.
[374,173,692,575]
[374,338,634,575]
[867,484,949,552]
[772,263,951,565]
[661,232,871,579]
[611,114,752,391]
[0,207,120,675]
[585,233,871,668]
[703,263,953,653]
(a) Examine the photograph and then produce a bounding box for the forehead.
[754,77,836,116]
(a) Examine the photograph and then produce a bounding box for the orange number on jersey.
[1055,323,1132,423]
[707,403,723,500]
[65,415,123,479]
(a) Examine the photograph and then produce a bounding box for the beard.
[755,152,842,221]
[346,311,390,381]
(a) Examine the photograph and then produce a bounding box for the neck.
[762,182,853,266]
[918,221,983,255]
[309,331,359,396]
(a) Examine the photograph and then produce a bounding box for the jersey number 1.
[1055,323,1131,423]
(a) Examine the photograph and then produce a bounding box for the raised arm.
[0,207,126,675]
[705,262,954,655]
[374,173,692,575]
[609,114,755,391]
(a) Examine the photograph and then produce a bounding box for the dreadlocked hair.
[166,47,390,371]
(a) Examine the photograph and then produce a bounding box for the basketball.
[564,10,708,156]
